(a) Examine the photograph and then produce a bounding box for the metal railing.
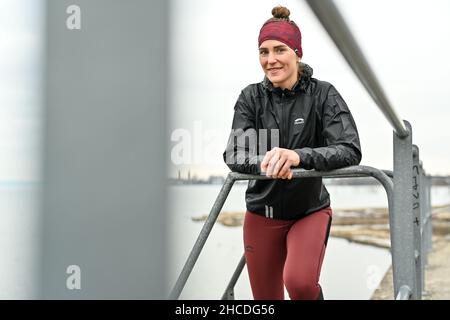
[305,0,408,138]
[169,0,434,300]
[169,161,433,300]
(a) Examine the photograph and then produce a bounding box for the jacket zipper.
[280,92,285,219]
[281,93,286,148]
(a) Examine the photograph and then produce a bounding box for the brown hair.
[265,5,298,27]
[272,6,290,20]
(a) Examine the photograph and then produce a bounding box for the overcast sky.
[1,0,450,181]
[169,0,450,179]
[0,0,42,182]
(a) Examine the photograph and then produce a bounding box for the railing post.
[426,175,433,255]
[221,254,247,300]
[396,285,412,300]
[420,165,433,287]
[169,175,236,300]
[412,145,423,299]
[392,120,417,299]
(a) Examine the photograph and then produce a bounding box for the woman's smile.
[268,67,283,76]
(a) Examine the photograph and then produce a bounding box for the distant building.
[208,175,226,185]
[323,177,379,186]
[431,176,450,186]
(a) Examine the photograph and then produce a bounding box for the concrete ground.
[371,236,450,300]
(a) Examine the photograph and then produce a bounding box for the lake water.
[0,183,40,299]
[167,184,450,300]
[0,183,448,299]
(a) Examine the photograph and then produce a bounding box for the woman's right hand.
[260,147,300,180]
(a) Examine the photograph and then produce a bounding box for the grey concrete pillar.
[41,0,168,299]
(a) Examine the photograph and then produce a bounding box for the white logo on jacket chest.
[294,118,304,125]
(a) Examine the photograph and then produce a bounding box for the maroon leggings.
[243,207,332,300]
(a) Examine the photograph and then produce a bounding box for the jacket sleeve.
[294,85,362,171]
[223,91,264,174]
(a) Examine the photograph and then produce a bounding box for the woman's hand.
[260,147,300,180]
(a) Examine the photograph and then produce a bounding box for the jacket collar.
[262,63,313,95]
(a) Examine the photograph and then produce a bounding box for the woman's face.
[259,39,299,90]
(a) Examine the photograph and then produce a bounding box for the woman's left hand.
[260,147,300,180]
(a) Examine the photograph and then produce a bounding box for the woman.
[223,6,362,300]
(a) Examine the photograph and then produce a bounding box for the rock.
[190,206,450,248]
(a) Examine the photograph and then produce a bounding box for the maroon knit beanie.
[258,6,303,58]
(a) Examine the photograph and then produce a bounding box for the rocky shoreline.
[192,205,450,249]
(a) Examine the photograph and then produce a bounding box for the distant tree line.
[168,174,450,186]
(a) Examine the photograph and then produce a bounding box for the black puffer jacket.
[223,63,362,220]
